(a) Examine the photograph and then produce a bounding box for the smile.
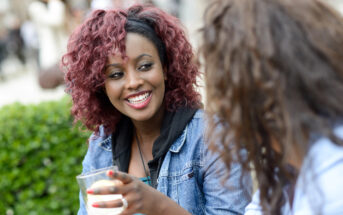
[125,91,152,109]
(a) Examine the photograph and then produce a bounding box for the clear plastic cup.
[76,166,124,215]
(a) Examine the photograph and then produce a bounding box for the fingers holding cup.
[107,170,134,184]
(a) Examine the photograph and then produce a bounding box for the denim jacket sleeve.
[201,144,253,214]
[77,127,113,215]
[77,149,90,215]
[77,134,93,215]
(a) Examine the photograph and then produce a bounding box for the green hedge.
[0,97,90,215]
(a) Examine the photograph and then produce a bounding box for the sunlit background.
[0,0,342,107]
[0,0,209,107]
[0,0,342,214]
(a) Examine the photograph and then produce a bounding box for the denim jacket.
[78,110,252,215]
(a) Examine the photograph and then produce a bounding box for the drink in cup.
[76,166,124,215]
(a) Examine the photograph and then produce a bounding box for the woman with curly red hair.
[62,4,251,215]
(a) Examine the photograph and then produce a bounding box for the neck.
[132,107,165,145]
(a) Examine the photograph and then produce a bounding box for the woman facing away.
[201,0,343,214]
[62,4,252,215]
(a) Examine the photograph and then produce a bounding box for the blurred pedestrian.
[20,20,39,67]
[0,28,7,78]
[5,14,25,65]
[28,0,69,88]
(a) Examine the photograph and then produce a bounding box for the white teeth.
[127,92,150,104]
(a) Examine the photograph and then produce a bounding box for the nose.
[125,69,143,90]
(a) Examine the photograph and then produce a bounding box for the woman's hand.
[86,170,185,215]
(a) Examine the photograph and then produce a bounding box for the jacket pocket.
[175,167,204,214]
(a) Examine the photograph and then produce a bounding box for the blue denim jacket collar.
[98,135,112,151]
[97,126,188,154]
[169,126,187,153]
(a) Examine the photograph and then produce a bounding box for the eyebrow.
[105,54,153,69]
[105,63,121,69]
[136,53,152,61]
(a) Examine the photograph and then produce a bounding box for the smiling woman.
[61,4,251,215]
[104,33,166,123]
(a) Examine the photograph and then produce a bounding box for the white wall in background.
[326,0,343,14]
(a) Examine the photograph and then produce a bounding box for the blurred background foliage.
[0,97,90,215]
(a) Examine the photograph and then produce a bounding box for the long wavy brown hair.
[201,0,343,214]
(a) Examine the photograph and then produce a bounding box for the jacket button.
[188,172,194,178]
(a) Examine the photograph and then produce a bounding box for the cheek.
[154,75,166,95]
[151,70,166,88]
[157,80,166,104]
[104,82,121,102]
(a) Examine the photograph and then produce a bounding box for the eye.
[108,71,124,80]
[138,62,153,71]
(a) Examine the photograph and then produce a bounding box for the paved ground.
[0,57,65,107]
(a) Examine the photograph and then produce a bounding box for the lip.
[125,91,152,109]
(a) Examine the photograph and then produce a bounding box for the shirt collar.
[169,125,188,153]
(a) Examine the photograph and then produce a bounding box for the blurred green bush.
[0,97,90,215]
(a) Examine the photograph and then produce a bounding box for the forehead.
[108,33,159,63]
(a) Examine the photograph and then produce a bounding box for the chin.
[127,110,156,122]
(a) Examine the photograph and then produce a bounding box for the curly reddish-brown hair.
[62,4,201,134]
